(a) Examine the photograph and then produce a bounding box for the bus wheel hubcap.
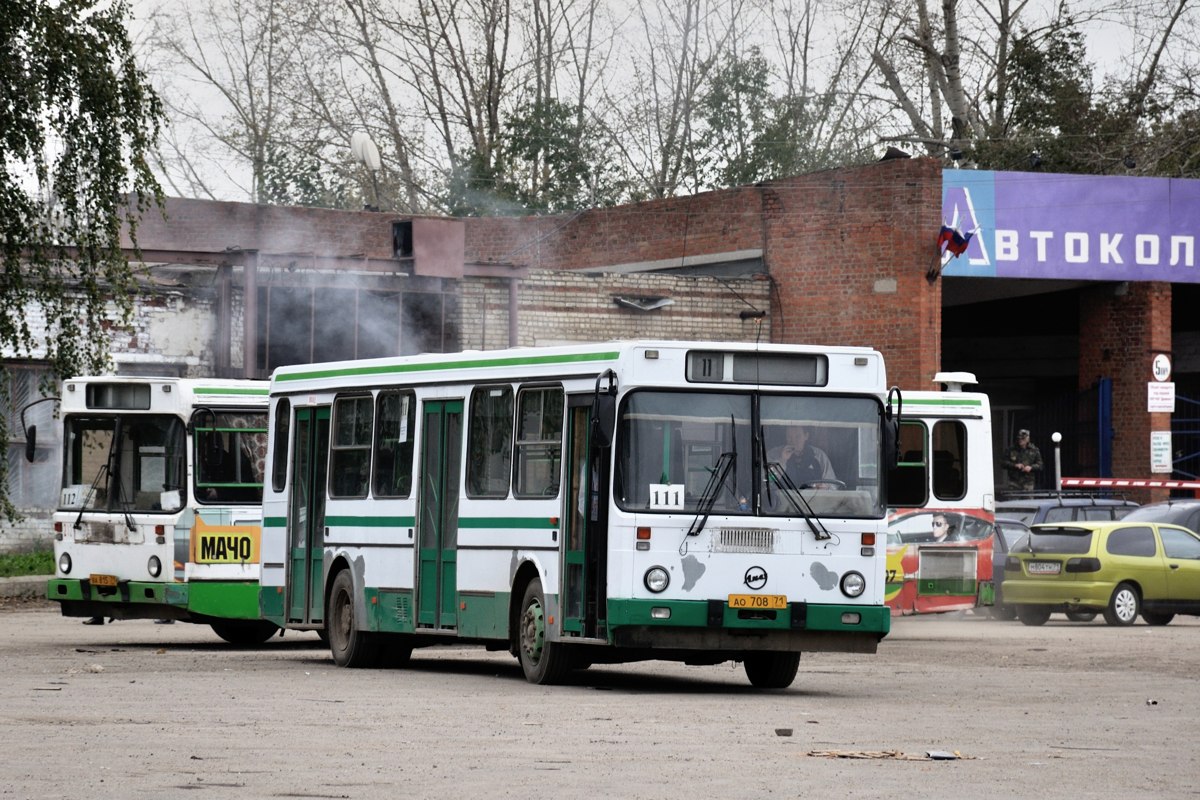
[522,600,544,664]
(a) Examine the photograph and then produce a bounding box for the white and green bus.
[261,341,899,686]
[41,377,278,644]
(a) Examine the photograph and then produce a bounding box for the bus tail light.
[637,527,651,551]
[861,532,876,546]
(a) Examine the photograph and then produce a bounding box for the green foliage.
[260,144,356,210]
[697,49,775,187]
[0,0,163,520]
[697,49,864,187]
[444,99,628,215]
[0,548,53,578]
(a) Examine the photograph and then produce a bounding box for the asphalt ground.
[2,594,1198,799]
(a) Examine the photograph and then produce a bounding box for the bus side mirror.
[884,386,902,467]
[590,369,617,448]
[883,418,899,468]
[591,394,616,448]
[24,425,36,463]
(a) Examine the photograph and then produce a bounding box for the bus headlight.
[147,556,162,578]
[840,571,866,598]
[58,552,72,575]
[644,566,670,593]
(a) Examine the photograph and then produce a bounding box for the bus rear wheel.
[327,570,380,668]
[516,579,570,685]
[209,619,278,645]
[743,652,801,689]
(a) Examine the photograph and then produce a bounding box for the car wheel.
[1141,611,1175,626]
[1016,606,1051,626]
[1065,611,1097,622]
[1102,582,1140,626]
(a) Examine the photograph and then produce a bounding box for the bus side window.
[330,395,372,498]
[514,386,564,498]
[886,421,928,508]
[373,390,415,497]
[467,385,513,498]
[931,420,966,500]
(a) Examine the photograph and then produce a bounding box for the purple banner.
[941,170,1200,282]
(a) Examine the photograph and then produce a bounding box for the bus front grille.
[713,527,777,554]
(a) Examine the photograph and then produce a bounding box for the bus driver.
[769,425,837,488]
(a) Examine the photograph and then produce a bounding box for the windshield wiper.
[687,451,735,536]
[110,466,137,532]
[74,463,108,530]
[764,461,831,540]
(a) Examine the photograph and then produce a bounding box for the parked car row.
[991,497,1200,627]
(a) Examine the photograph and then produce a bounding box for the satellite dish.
[350,132,381,172]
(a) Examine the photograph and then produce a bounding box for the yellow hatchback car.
[1002,521,1200,626]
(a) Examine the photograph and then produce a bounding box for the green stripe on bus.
[317,515,555,529]
[459,517,559,529]
[275,350,621,382]
[194,387,270,396]
[263,517,287,527]
[902,397,983,407]
[325,516,417,527]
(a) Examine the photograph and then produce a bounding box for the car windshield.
[1027,526,1093,555]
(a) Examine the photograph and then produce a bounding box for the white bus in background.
[38,377,278,644]
[261,341,901,687]
[885,372,998,615]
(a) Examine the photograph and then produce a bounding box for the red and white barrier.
[1062,477,1200,490]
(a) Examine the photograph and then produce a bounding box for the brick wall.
[462,159,942,389]
[460,271,772,349]
[1079,281,1173,502]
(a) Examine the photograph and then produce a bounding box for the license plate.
[728,594,787,609]
[1027,561,1061,575]
[89,573,118,587]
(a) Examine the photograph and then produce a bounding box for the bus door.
[287,406,330,625]
[417,399,462,629]
[562,397,610,639]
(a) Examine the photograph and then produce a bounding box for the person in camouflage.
[1003,429,1043,491]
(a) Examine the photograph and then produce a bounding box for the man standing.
[1003,429,1043,492]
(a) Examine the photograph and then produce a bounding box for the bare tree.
[147,0,304,202]
[600,0,753,198]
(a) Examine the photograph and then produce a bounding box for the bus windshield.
[615,391,883,517]
[61,415,187,513]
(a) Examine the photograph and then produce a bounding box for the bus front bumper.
[47,578,261,621]
[606,598,890,654]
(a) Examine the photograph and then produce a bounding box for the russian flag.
[938,225,973,257]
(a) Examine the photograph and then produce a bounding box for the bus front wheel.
[516,579,570,685]
[327,570,380,668]
[743,652,800,689]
